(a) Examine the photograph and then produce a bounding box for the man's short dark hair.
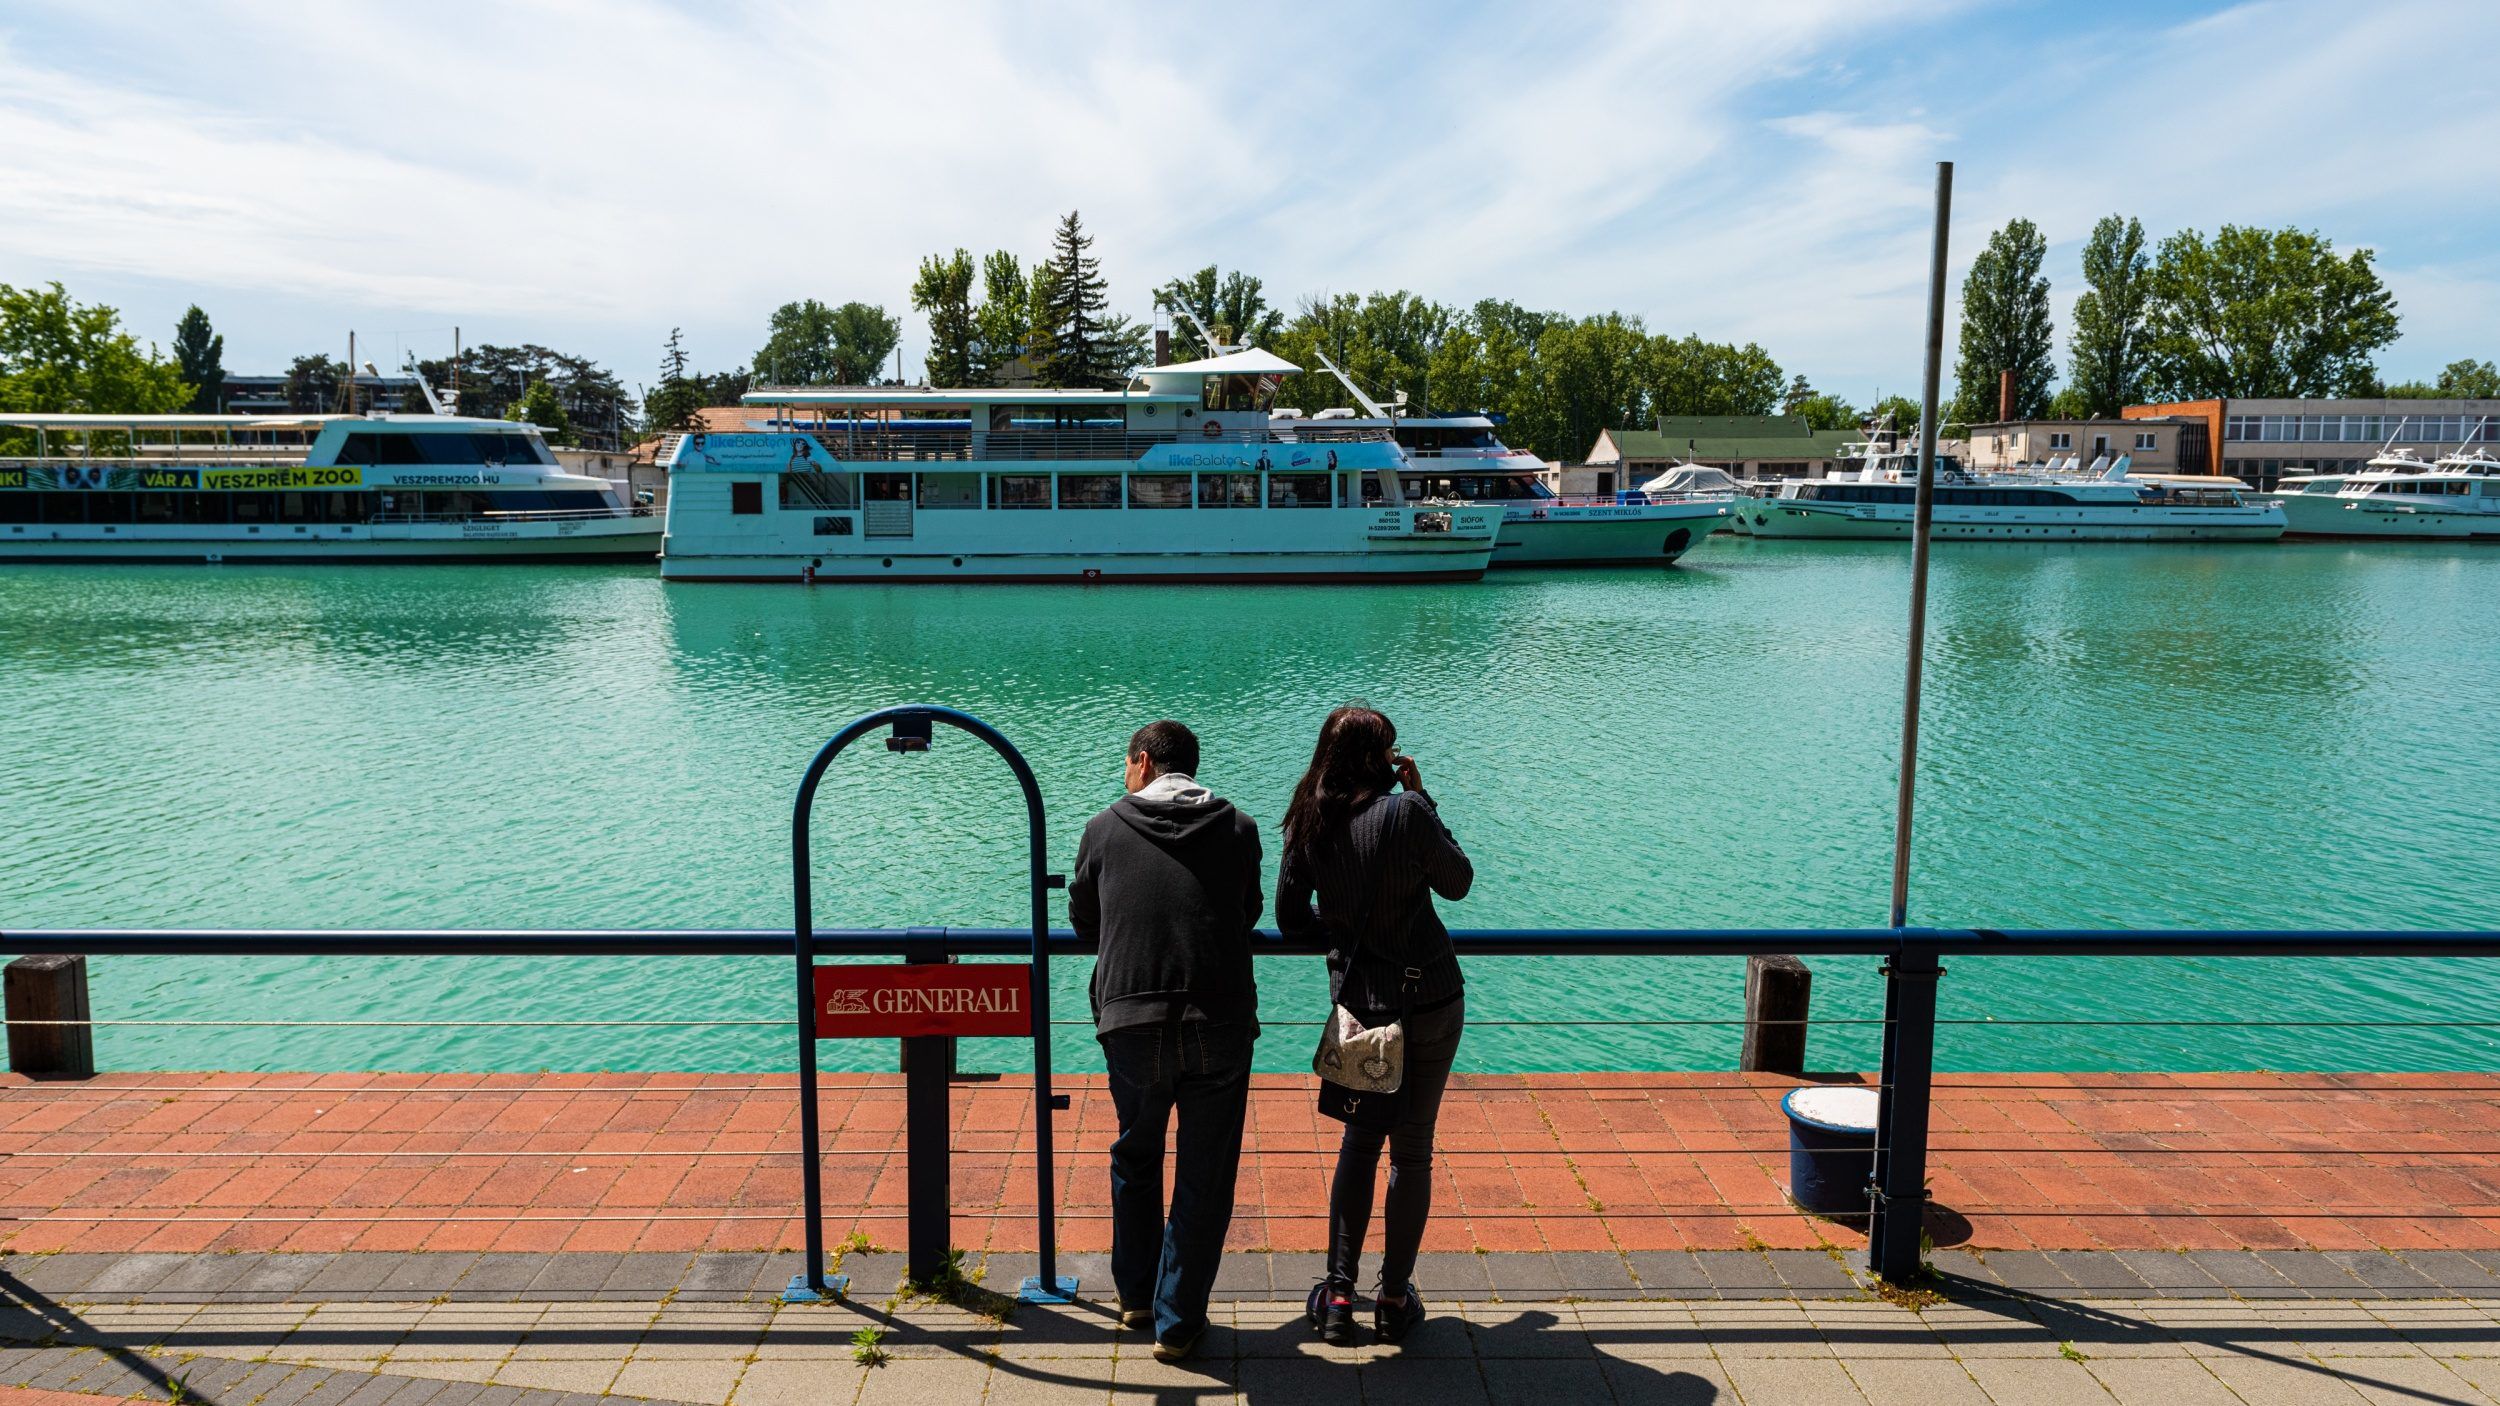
[1128,720,1199,777]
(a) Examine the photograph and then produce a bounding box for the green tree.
[827,301,903,385]
[2143,224,2399,399]
[911,250,978,387]
[0,283,191,434]
[1152,266,1285,359]
[1951,218,2056,423]
[2068,215,2152,417]
[1868,393,1929,443]
[1642,334,1783,417]
[512,379,571,443]
[755,299,840,384]
[2384,357,2500,399]
[642,327,705,433]
[1032,211,1120,388]
[2044,385,2092,418]
[1790,392,1860,431]
[971,252,1029,383]
[172,305,225,412]
[283,353,346,413]
[412,344,633,446]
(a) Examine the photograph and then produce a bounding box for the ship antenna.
[1311,348,1389,419]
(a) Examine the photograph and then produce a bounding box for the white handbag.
[1312,1003,1405,1094]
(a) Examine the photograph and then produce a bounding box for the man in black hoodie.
[1068,720,1262,1362]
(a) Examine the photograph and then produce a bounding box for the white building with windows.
[2128,397,2500,489]
[1963,417,2192,473]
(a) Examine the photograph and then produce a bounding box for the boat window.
[916,472,981,509]
[730,482,762,515]
[779,472,856,510]
[1269,473,1330,508]
[1201,374,1281,413]
[988,475,1051,509]
[1059,474,1122,509]
[1197,473,1260,508]
[1129,474,1193,509]
[0,493,43,524]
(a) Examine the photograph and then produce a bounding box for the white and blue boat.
[0,411,658,563]
[658,349,1502,583]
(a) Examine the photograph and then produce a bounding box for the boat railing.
[768,428,1389,464]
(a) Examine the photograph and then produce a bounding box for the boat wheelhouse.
[1730,442,2284,542]
[1268,408,1729,566]
[658,349,1501,583]
[2269,446,2500,540]
[0,413,659,563]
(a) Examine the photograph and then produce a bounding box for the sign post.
[783,706,1076,1305]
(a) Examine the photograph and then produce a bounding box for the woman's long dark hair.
[1282,705,1397,862]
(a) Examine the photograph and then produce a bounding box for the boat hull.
[2272,493,2500,540]
[1489,501,1730,566]
[1730,499,2284,542]
[0,519,662,564]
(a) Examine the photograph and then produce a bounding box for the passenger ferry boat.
[658,349,1502,583]
[0,412,658,563]
[1730,441,2285,542]
[1284,355,1727,565]
[2269,447,2500,540]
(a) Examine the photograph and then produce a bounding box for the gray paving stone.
[2255,1250,2370,1295]
[308,1256,406,1294]
[2109,1251,2224,1295]
[2324,1251,2443,1296]
[521,1254,619,1298]
[1358,1356,1495,1405]
[1211,1251,1268,1297]
[2181,1249,2298,1294]
[1481,1252,1565,1298]
[1414,1251,1495,1300]
[1626,1251,1711,1295]
[1925,1248,2010,1296]
[1596,1358,1732,1405]
[1767,1250,1857,1294]
[1262,1251,1326,1300]
[232,1253,340,1297]
[973,1252,1036,1300]
[382,1254,475,1298]
[2044,1251,2154,1293]
[676,1253,768,1296]
[1553,1251,1636,1294]
[598,1253,692,1295]
[1482,1356,1607,1402]
[1982,1251,2080,1292]
[1696,1251,1784,1292]
[1,1253,119,1296]
[451,1255,547,1299]
[2404,1250,2500,1296]
[84,1253,192,1297]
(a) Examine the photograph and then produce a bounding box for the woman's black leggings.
[1327,994,1465,1292]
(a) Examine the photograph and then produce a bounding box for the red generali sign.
[813,964,1034,1039]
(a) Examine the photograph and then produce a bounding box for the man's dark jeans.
[1100,1019,1254,1344]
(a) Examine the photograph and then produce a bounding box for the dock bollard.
[5,953,95,1079]
[1739,954,1811,1076]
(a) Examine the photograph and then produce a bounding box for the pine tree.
[1035,210,1116,388]
[172,306,225,412]
[643,328,703,433]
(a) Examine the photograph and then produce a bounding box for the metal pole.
[791,788,831,1299]
[1889,160,1954,930]
[1867,941,1942,1281]
[902,928,952,1289]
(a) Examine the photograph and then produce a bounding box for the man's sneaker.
[1375,1283,1426,1344]
[1117,1305,1152,1331]
[1307,1278,1358,1346]
[1150,1323,1204,1362]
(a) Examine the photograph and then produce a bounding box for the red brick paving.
[1,1070,2496,1256]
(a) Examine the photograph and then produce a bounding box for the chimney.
[1154,327,1170,367]
[1997,368,2014,422]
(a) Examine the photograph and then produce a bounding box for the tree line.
[5,203,2490,463]
[1947,215,2491,426]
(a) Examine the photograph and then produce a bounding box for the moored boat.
[0,411,658,563]
[2268,446,2500,540]
[658,349,1501,583]
[1731,439,2284,543]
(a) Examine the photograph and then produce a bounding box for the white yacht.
[2270,447,2500,540]
[1731,439,2284,542]
[1282,352,1728,566]
[0,411,658,563]
[658,348,1502,583]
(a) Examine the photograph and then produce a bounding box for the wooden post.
[1740,954,1811,1076]
[6,954,95,1079]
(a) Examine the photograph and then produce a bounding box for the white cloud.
[0,0,2494,403]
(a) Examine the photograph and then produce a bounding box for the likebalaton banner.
[0,466,364,492]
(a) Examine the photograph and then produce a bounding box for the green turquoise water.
[3,539,2497,1075]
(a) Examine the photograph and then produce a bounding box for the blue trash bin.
[1780,1085,1879,1218]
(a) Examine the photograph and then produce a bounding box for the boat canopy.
[0,413,347,431]
[1638,464,1741,495]
[1140,348,1301,378]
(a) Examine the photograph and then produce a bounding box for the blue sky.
[3,0,2495,408]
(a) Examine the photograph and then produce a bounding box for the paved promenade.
[1,1071,2494,1256]
[3,1071,2499,1401]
